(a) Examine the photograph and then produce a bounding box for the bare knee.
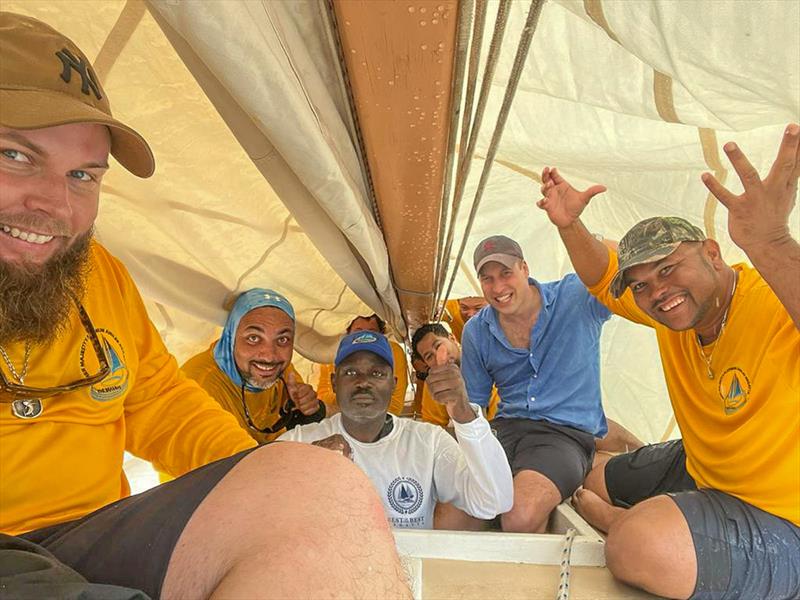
[583,459,612,502]
[501,497,558,533]
[604,512,642,584]
[603,499,696,599]
[163,443,405,599]
[502,471,561,533]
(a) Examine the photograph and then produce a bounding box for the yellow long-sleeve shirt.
[591,252,799,526]
[316,341,408,415]
[182,344,305,444]
[0,243,256,535]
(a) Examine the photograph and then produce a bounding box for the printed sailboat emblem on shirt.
[718,367,750,415]
[80,328,129,401]
[387,477,424,514]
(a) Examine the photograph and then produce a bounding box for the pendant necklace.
[0,342,31,383]
[696,271,738,380]
[0,342,44,419]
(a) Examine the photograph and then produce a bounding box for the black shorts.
[671,489,800,600]
[493,418,595,500]
[17,448,257,599]
[605,439,696,508]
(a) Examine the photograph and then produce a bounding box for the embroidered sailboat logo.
[719,367,749,415]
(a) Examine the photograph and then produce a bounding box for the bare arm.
[702,124,800,329]
[537,166,610,287]
[557,220,612,288]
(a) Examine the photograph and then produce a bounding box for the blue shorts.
[671,489,800,600]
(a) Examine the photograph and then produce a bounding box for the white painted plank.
[551,502,604,542]
[394,530,605,567]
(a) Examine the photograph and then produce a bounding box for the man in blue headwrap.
[182,288,325,443]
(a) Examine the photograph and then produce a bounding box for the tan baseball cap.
[0,12,154,178]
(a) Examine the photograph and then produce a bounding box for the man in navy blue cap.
[280,331,514,529]
[182,288,325,444]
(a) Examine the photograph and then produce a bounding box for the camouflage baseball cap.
[610,217,706,298]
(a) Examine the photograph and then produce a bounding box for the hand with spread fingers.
[425,344,475,424]
[701,124,800,329]
[537,166,607,228]
[701,124,799,252]
[286,372,322,416]
[311,434,353,460]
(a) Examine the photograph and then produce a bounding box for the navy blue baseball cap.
[334,331,394,370]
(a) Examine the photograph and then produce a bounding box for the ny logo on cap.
[55,48,102,100]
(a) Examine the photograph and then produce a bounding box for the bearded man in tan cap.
[538,126,800,599]
[0,12,408,600]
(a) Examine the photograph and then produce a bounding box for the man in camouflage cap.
[537,125,800,600]
[609,217,706,298]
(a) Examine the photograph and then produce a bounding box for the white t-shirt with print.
[279,407,513,529]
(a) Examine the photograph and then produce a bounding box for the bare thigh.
[584,452,613,503]
[162,443,409,599]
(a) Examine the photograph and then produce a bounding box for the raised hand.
[537,166,607,228]
[701,124,799,252]
[311,434,353,460]
[286,372,321,416]
[426,344,475,424]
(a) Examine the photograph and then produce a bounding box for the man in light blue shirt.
[461,234,611,533]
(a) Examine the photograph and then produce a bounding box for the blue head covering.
[213,288,296,390]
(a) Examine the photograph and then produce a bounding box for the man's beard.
[241,365,284,390]
[243,375,278,390]
[0,231,93,345]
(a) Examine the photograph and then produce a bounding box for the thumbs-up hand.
[434,343,451,367]
[426,344,475,424]
[286,371,321,416]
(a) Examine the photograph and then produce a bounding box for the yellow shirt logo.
[718,367,750,415]
[80,329,129,401]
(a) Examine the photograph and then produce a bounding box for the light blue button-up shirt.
[461,275,611,437]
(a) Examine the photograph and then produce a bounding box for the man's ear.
[330,372,336,390]
[702,239,724,270]
[521,260,530,277]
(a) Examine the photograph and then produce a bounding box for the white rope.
[555,527,578,600]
